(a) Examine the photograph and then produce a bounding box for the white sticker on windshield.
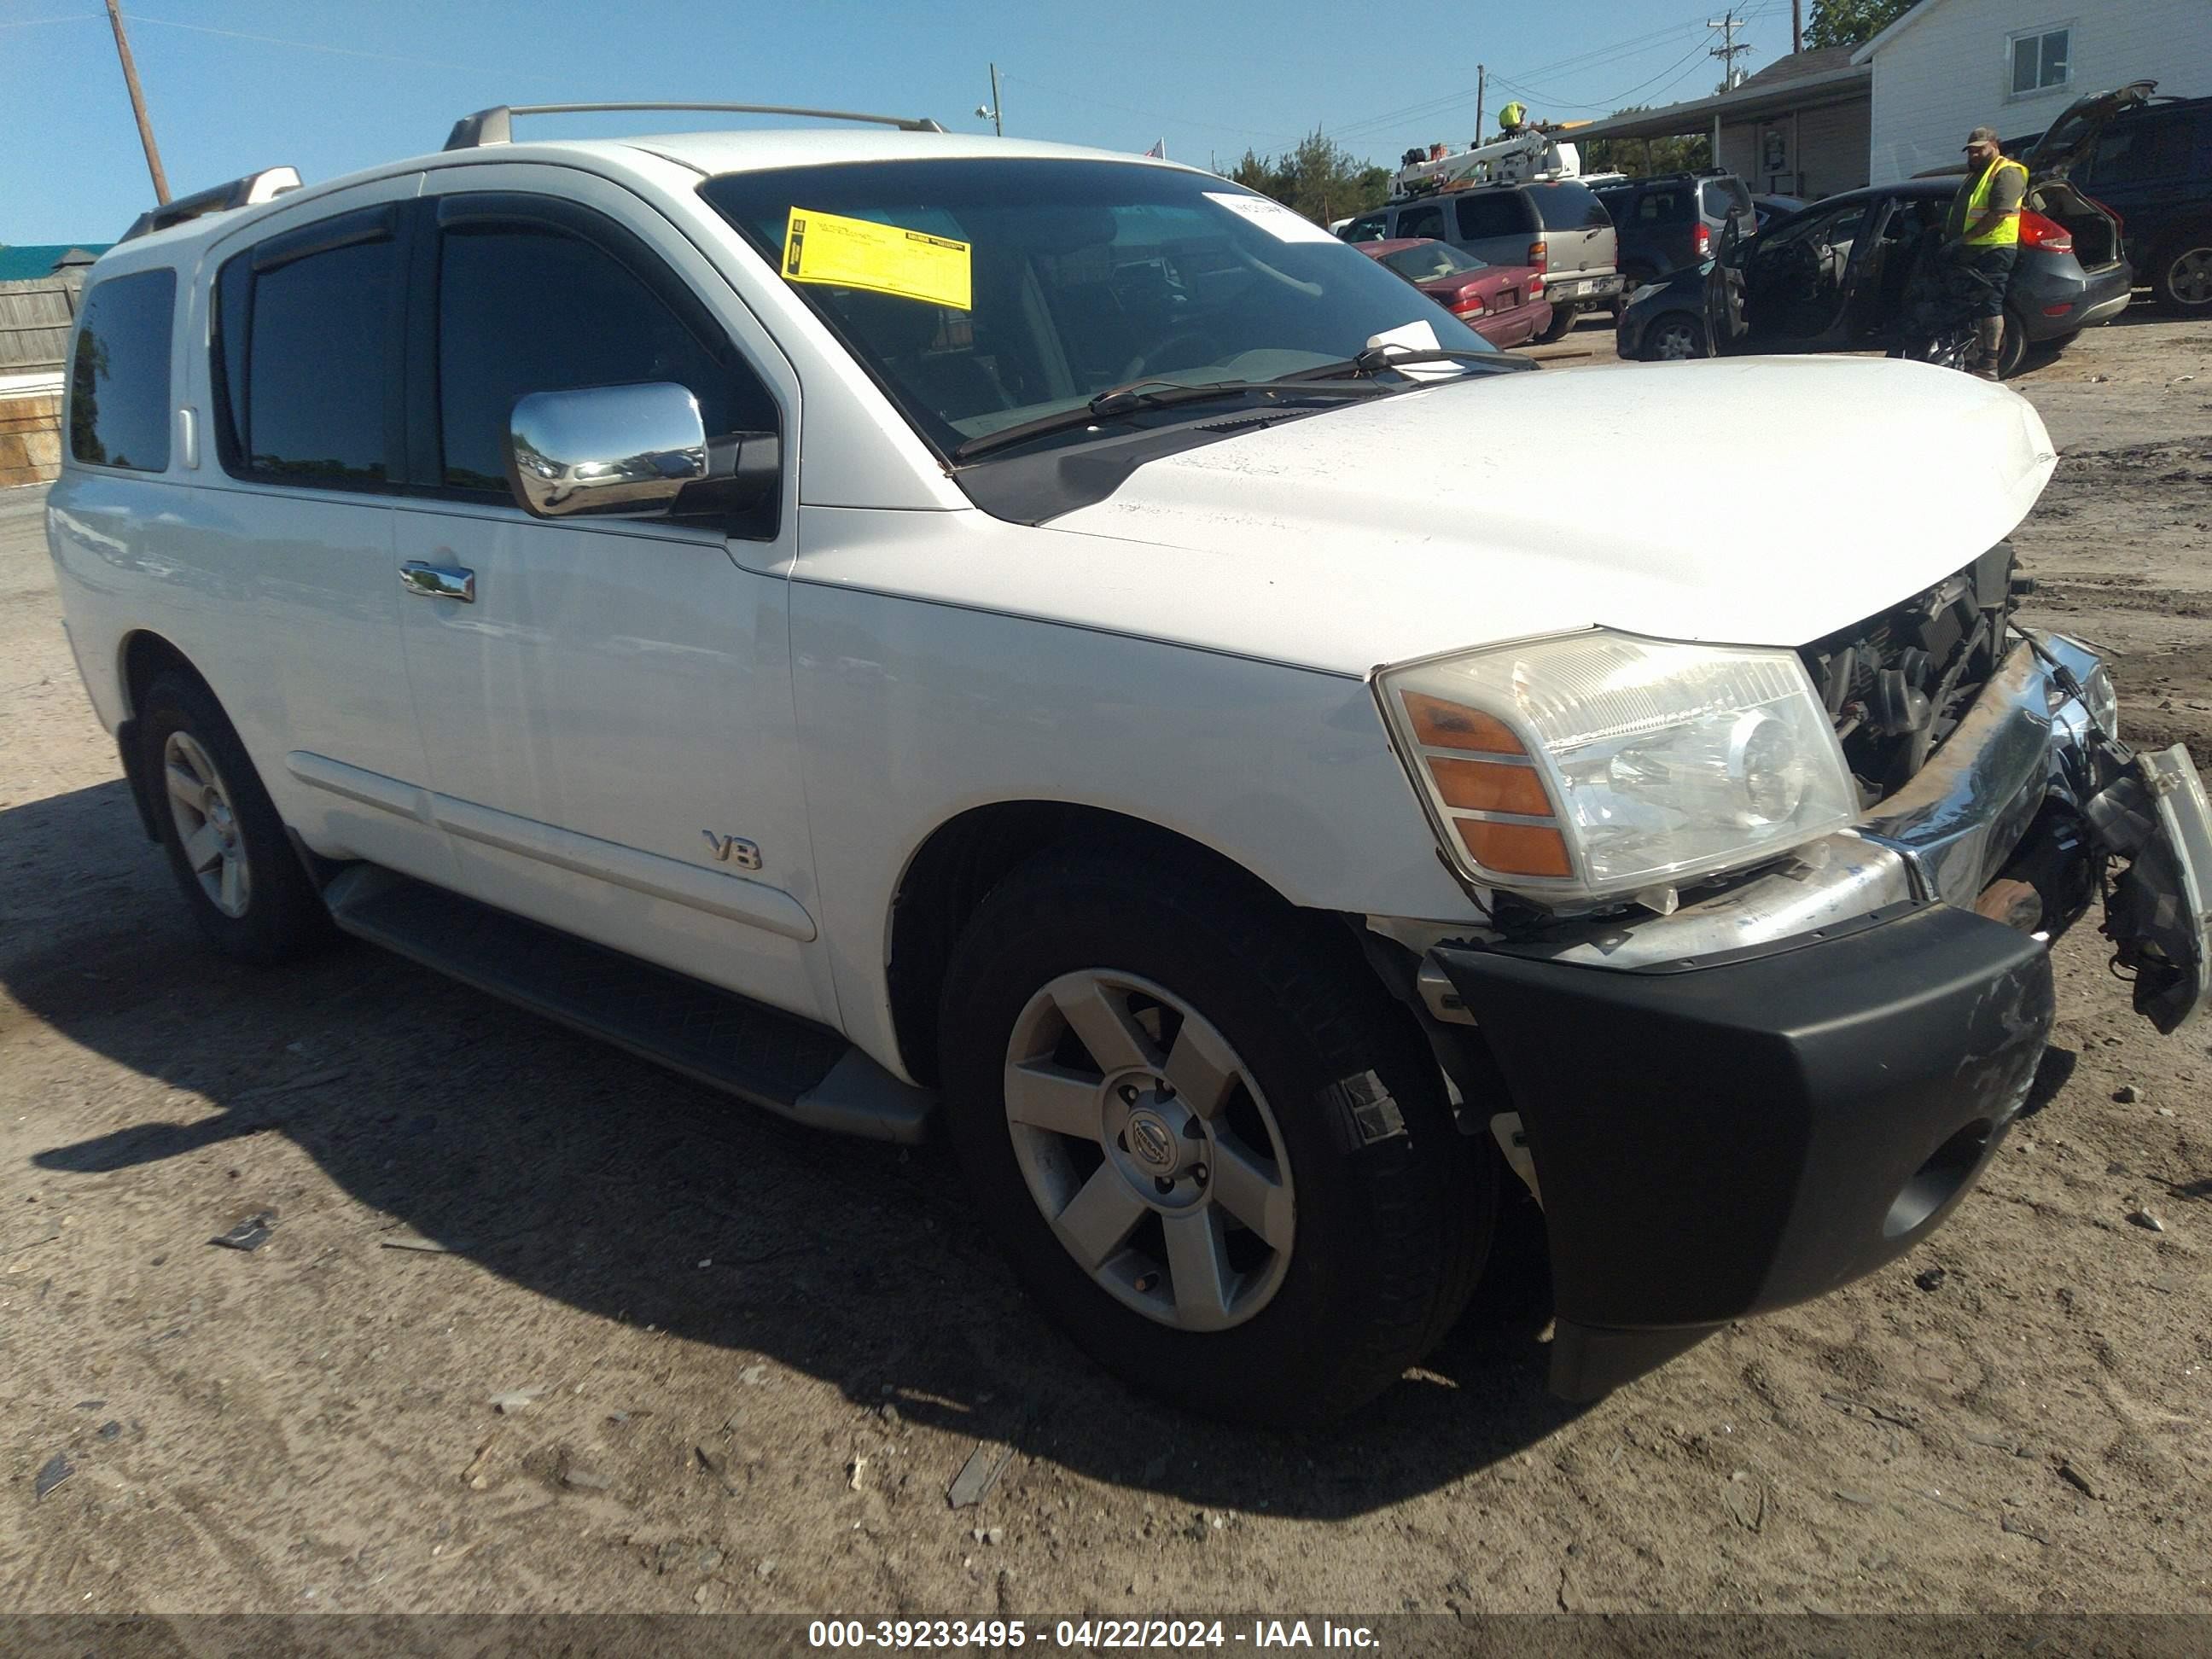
[1204,191,1340,245]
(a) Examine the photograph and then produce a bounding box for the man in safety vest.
[1942,125,2029,379]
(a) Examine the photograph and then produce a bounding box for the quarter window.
[68,269,175,472]
[1394,205,1446,242]
[434,213,777,498]
[1454,193,1530,241]
[2010,26,2070,96]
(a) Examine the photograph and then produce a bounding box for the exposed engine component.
[1800,544,2017,803]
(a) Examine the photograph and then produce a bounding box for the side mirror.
[505,382,778,521]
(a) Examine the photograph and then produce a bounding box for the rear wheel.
[1535,304,1578,345]
[138,671,335,963]
[1642,311,1708,361]
[2151,232,2212,312]
[937,849,1493,1427]
[1996,311,2032,380]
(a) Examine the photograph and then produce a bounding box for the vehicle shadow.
[3,780,1580,1519]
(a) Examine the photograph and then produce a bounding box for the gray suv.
[1341,178,1622,341]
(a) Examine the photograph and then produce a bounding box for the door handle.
[400,561,475,602]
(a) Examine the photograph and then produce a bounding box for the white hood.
[1033,355,2057,675]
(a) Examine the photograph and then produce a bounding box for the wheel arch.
[886,800,1329,1087]
[112,631,218,842]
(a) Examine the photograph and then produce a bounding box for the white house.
[1856,0,2212,184]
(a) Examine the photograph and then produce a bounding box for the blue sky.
[2,0,1802,243]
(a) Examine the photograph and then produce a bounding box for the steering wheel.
[1120,331,1226,382]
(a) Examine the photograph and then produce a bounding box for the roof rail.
[119,166,302,243]
[444,102,946,150]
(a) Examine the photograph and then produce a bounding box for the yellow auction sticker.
[782,207,972,311]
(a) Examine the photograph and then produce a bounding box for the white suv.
[47,104,2212,1427]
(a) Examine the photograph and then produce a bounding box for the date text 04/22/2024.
[805,1619,1381,1649]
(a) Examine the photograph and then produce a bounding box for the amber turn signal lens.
[1455,818,1573,878]
[1428,757,1552,817]
[1402,691,1524,754]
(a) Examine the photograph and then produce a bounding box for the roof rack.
[444,102,946,150]
[119,166,302,243]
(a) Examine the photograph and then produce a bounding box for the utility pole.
[1708,9,1752,91]
[105,0,169,204]
[1475,64,1486,140]
[1791,0,1803,56]
[975,61,1003,137]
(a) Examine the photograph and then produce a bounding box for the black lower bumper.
[1434,902,2053,1400]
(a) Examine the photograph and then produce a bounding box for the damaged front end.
[1388,551,2212,1401]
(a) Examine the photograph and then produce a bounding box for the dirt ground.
[2,313,2208,1620]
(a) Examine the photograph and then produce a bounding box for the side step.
[323,867,934,1142]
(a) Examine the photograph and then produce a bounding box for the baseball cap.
[1963,125,2000,150]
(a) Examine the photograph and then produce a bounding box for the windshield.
[1378,242,1483,282]
[701,159,1494,459]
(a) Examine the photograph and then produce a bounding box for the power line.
[119,9,561,79]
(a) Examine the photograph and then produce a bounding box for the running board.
[322,867,934,1142]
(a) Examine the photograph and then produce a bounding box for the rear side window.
[1703,178,1754,221]
[434,217,777,494]
[2090,115,2195,185]
[68,269,175,472]
[1528,182,1611,230]
[1454,192,1532,240]
[211,207,400,489]
[1633,188,1689,224]
[1394,204,1447,241]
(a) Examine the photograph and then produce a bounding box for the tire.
[2151,230,2212,313]
[937,848,1493,1427]
[1641,311,1708,361]
[137,670,335,963]
[1996,311,2030,380]
[1534,304,1578,345]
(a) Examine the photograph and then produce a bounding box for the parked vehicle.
[1749,192,1807,231]
[1591,170,1755,291]
[1353,236,1552,348]
[2077,89,2212,312]
[1619,85,2142,377]
[48,102,2212,1429]
[1340,179,1622,341]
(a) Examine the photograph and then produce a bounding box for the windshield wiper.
[951,378,1390,463]
[1275,346,1534,383]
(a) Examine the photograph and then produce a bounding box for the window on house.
[2010,27,2070,97]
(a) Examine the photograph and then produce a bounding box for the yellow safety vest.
[1962,158,2029,247]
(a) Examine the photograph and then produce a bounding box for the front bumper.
[1417,633,2119,1400]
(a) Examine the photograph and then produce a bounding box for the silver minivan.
[1340,179,1623,341]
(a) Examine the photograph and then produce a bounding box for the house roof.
[1852,0,1943,66]
[1565,52,1871,143]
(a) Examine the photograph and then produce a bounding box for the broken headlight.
[1377,630,1858,902]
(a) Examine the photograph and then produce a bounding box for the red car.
[1354,236,1553,349]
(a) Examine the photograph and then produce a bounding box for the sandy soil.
[1,314,2207,1618]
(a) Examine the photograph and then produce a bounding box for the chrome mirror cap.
[505,381,707,519]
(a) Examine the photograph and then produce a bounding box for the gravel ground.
[0,313,2207,1617]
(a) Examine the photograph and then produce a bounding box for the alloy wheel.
[2170,246,2212,307]
[1002,969,1294,1332]
[1651,318,1703,359]
[164,730,252,917]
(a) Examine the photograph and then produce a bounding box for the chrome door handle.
[400,561,475,602]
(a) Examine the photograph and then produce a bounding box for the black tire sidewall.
[938,854,1484,1426]
[2154,233,2212,311]
[138,672,329,963]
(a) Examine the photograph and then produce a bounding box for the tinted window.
[68,269,174,471]
[436,222,777,492]
[243,235,395,485]
[1633,189,1689,224]
[1528,182,1611,230]
[1395,204,1447,241]
[2091,115,2194,184]
[1341,212,1390,242]
[1703,178,1754,221]
[1454,192,1532,240]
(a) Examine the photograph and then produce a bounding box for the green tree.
[1225,130,1391,224]
[1580,111,1711,178]
[1804,0,1917,49]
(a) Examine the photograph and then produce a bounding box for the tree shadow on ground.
[5,781,1581,1519]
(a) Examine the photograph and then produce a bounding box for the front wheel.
[1641,311,1708,361]
[2151,233,2212,312]
[937,849,1493,1427]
